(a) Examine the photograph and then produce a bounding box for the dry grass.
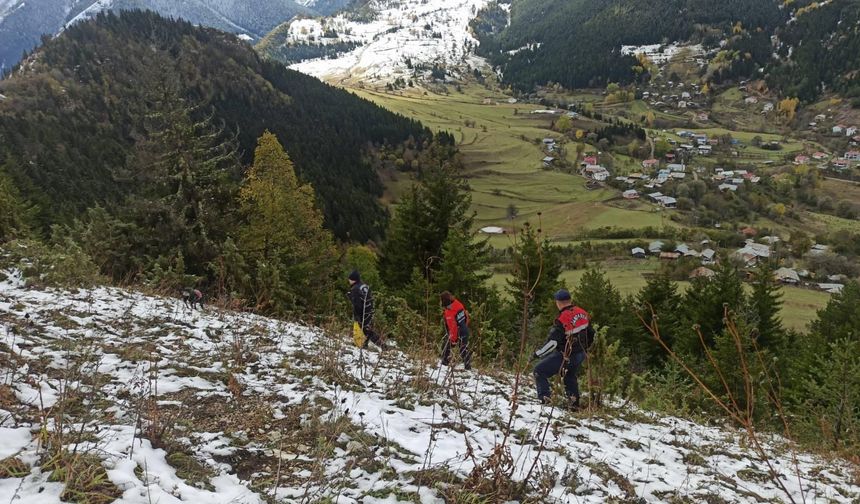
[42,451,120,504]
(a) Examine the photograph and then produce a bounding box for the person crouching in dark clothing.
[532,289,594,410]
[182,288,204,310]
[439,291,472,370]
[346,270,384,350]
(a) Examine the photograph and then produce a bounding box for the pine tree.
[748,261,784,348]
[0,166,33,241]
[809,281,860,345]
[236,131,336,313]
[382,151,474,291]
[799,338,860,449]
[632,270,683,367]
[681,260,746,352]
[435,226,491,305]
[505,223,561,325]
[573,266,635,346]
[127,84,240,275]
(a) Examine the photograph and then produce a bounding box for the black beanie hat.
[348,270,361,282]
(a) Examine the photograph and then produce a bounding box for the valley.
[345,78,860,330]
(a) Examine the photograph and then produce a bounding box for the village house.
[649,240,665,254]
[844,151,860,161]
[689,266,716,279]
[775,267,800,285]
[734,241,771,267]
[584,165,610,181]
[660,251,681,260]
[667,163,686,172]
[833,125,845,134]
[812,152,828,161]
[543,156,555,167]
[794,154,810,164]
[818,283,844,294]
[762,102,774,113]
[696,112,709,121]
[744,96,758,104]
[582,155,598,166]
[631,247,646,259]
[832,159,851,171]
[847,126,858,137]
[701,248,716,265]
[623,189,640,199]
[719,183,738,192]
[814,114,827,122]
[642,158,659,170]
[698,145,712,156]
[658,196,677,208]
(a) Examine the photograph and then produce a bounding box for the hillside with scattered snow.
[0,273,858,503]
[280,0,491,85]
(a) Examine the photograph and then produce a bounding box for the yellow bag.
[353,322,367,348]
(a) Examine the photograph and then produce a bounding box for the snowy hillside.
[67,0,312,38]
[285,0,490,85]
[0,0,315,71]
[1,273,858,503]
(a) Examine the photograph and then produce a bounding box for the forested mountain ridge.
[0,10,430,242]
[767,0,860,103]
[472,0,787,91]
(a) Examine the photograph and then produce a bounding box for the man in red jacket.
[440,291,472,370]
[532,289,594,410]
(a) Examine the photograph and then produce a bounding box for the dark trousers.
[534,351,586,401]
[441,334,472,369]
[361,325,382,348]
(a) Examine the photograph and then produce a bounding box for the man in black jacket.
[347,270,384,349]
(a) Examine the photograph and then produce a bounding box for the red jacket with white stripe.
[443,299,470,343]
[534,305,593,358]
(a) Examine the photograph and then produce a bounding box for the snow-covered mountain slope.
[0,0,95,71]
[0,274,857,503]
[282,0,490,85]
[0,0,314,73]
[69,0,312,38]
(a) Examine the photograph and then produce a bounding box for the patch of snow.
[0,273,856,502]
[288,0,492,84]
[0,427,31,458]
[621,42,706,65]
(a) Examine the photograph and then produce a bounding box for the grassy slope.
[351,86,665,238]
[351,84,839,329]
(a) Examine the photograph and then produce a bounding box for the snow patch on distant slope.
[288,0,491,84]
[0,0,25,24]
